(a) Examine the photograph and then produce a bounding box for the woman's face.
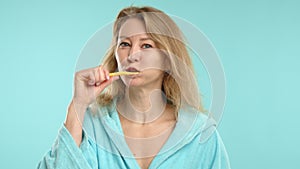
[115,18,168,88]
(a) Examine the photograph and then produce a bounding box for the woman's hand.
[73,66,118,106]
[65,66,118,146]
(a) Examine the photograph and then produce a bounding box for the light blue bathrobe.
[37,105,231,169]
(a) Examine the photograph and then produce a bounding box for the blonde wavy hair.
[96,6,205,116]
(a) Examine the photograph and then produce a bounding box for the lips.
[125,67,140,72]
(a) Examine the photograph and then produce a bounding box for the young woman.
[38,6,230,169]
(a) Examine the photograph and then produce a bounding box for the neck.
[117,87,167,124]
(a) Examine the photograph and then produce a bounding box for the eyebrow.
[140,37,152,41]
[119,36,128,40]
[119,36,153,41]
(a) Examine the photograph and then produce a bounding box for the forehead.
[118,18,147,38]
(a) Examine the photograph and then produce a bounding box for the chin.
[122,77,143,87]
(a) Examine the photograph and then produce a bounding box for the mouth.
[125,67,140,72]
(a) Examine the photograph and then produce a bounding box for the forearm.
[65,100,88,146]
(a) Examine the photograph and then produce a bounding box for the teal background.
[1,0,299,168]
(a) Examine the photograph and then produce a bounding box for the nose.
[128,43,141,62]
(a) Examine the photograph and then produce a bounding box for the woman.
[38,6,230,169]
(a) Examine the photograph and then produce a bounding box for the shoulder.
[179,107,217,142]
[185,129,231,169]
[190,112,231,168]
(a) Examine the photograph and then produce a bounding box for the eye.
[141,44,153,49]
[119,42,131,48]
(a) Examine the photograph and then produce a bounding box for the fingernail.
[106,75,110,80]
[96,82,100,86]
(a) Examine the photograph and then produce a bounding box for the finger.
[94,67,101,86]
[103,69,110,81]
[98,67,107,85]
[95,76,119,96]
[88,71,96,86]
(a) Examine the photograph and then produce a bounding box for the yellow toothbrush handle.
[109,71,139,76]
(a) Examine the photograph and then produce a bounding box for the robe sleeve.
[206,130,231,169]
[37,124,98,169]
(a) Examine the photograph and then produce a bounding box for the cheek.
[140,51,168,71]
[116,49,128,61]
[115,50,128,69]
[143,69,164,80]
